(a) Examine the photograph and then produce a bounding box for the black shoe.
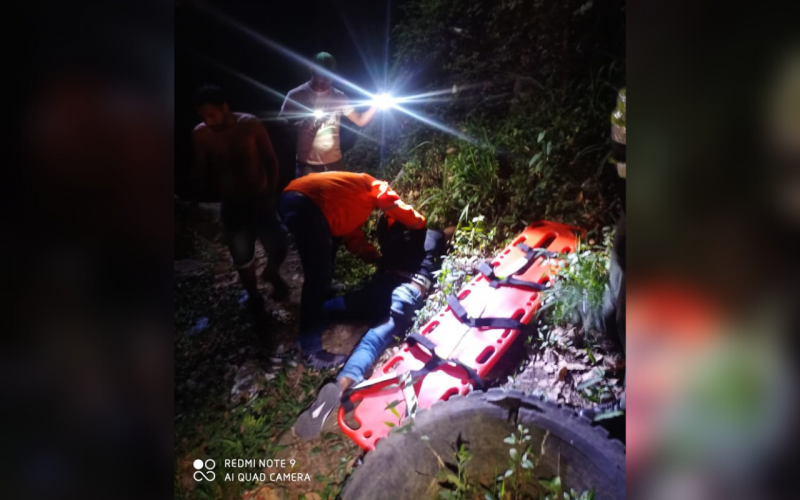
[303,350,347,370]
[295,382,341,440]
[246,292,265,310]
[262,269,291,302]
[245,293,267,321]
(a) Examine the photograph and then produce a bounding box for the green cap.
[313,52,337,72]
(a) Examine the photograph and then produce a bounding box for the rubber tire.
[341,389,625,500]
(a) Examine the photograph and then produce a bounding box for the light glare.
[373,93,396,109]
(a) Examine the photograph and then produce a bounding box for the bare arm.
[279,93,310,130]
[344,105,378,127]
[254,122,279,196]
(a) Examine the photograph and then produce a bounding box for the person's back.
[284,171,376,236]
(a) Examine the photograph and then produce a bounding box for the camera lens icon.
[193,459,216,482]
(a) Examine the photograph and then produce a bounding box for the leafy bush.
[345,0,625,236]
[541,227,613,334]
[418,143,506,226]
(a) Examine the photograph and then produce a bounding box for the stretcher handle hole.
[383,356,403,373]
[476,346,496,364]
[423,321,440,334]
[532,234,557,249]
[441,388,459,401]
[363,431,372,439]
[513,235,528,246]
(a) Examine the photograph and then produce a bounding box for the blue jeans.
[325,275,424,384]
[279,191,333,353]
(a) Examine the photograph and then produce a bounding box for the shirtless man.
[279,52,379,178]
[191,85,289,320]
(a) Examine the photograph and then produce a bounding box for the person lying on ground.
[294,216,454,439]
[279,171,427,369]
[191,84,290,323]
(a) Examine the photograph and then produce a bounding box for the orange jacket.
[284,171,426,261]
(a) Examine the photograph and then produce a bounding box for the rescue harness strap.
[477,243,557,291]
[339,242,553,415]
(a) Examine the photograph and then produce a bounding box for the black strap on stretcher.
[406,331,484,390]
[478,243,558,291]
[339,292,525,412]
[340,242,554,413]
[446,294,526,330]
[339,328,485,414]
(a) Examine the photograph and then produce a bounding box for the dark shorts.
[295,159,343,178]
[220,191,285,268]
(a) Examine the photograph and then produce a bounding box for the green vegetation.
[347,0,625,237]
[540,228,613,335]
[436,427,595,500]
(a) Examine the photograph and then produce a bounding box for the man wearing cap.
[279,171,426,369]
[279,52,379,178]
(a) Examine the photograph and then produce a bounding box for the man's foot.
[262,269,291,301]
[295,382,341,440]
[302,350,347,370]
[270,277,290,302]
[245,293,267,321]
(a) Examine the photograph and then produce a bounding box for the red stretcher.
[337,221,584,451]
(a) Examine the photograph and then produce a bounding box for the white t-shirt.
[280,82,354,165]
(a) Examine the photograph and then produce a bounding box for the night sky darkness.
[176,0,404,194]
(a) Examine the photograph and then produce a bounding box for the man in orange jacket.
[279,171,426,369]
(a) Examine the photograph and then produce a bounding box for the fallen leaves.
[503,326,624,408]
